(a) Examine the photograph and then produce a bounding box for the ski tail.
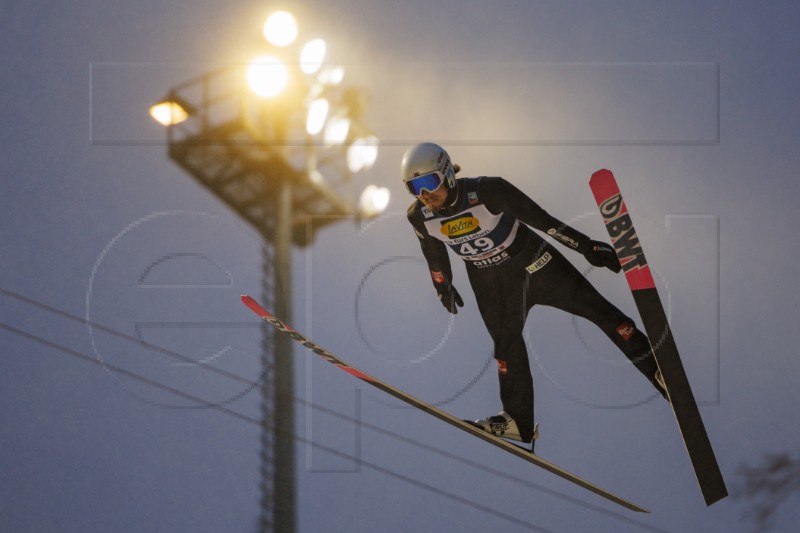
[589,169,727,506]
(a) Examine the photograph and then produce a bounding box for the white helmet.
[401,142,456,195]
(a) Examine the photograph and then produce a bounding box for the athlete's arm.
[478,176,592,253]
[478,177,621,272]
[408,207,452,275]
[407,204,464,313]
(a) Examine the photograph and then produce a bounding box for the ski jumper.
[407,176,659,441]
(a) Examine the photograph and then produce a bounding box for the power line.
[1,287,667,532]
[0,287,262,404]
[2,321,552,533]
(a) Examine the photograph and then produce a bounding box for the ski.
[589,169,727,506]
[241,294,649,513]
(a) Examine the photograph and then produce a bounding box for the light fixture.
[358,185,391,219]
[149,101,189,126]
[346,136,379,172]
[300,39,326,75]
[308,168,325,184]
[247,55,289,98]
[305,98,329,135]
[263,11,298,47]
[149,95,196,126]
[323,116,350,145]
[318,66,345,85]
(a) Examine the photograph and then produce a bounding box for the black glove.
[431,271,464,314]
[437,282,464,313]
[584,240,622,273]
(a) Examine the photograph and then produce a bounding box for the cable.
[1,287,667,531]
[0,286,262,389]
[2,322,551,533]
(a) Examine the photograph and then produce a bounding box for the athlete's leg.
[468,264,536,441]
[531,249,662,392]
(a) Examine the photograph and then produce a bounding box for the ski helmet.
[401,142,456,196]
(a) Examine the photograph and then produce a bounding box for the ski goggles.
[404,171,445,196]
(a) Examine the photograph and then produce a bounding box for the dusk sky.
[2,1,799,532]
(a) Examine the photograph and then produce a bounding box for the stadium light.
[305,98,329,135]
[300,39,326,74]
[319,66,345,85]
[263,11,298,47]
[358,185,391,219]
[152,9,386,531]
[148,98,191,126]
[323,115,350,145]
[347,136,379,173]
[247,55,289,98]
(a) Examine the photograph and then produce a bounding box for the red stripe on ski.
[242,294,377,383]
[340,366,376,381]
[624,267,656,292]
[241,294,273,320]
[589,168,620,206]
[589,169,655,291]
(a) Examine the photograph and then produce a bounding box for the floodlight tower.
[151,10,388,532]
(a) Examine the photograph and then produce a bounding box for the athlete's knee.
[495,342,532,380]
[614,320,638,342]
[612,320,656,365]
[493,335,527,361]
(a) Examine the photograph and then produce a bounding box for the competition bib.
[423,204,520,268]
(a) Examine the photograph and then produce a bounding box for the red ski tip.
[588,169,620,205]
[240,294,271,319]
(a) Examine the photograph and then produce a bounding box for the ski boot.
[473,411,539,448]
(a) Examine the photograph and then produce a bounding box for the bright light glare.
[319,66,345,85]
[263,11,298,47]
[309,169,324,184]
[247,55,288,98]
[347,137,379,172]
[324,116,350,144]
[149,101,188,126]
[359,185,391,219]
[300,39,327,74]
[306,98,329,135]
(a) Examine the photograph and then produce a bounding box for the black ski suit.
[407,176,660,441]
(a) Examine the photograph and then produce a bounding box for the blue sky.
[2,1,799,531]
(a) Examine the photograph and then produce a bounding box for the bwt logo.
[599,194,647,273]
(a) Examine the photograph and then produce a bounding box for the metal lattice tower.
[161,65,360,532]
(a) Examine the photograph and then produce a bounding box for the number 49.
[459,237,494,255]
